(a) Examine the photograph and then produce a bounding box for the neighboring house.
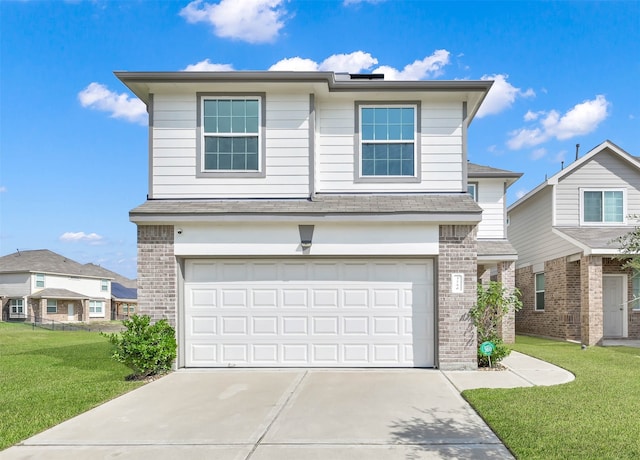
[84,263,138,319]
[0,250,114,322]
[508,140,640,345]
[117,70,519,370]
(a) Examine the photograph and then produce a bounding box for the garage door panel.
[184,259,434,367]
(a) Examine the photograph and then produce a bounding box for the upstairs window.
[200,96,262,173]
[35,273,45,288]
[582,190,624,224]
[357,104,419,180]
[535,273,545,311]
[468,183,478,201]
[101,279,109,292]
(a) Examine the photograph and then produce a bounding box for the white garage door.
[184,259,434,367]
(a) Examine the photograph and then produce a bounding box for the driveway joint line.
[245,370,308,460]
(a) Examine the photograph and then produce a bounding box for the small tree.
[103,315,177,379]
[615,215,640,271]
[469,281,523,367]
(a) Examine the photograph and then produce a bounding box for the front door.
[603,275,626,337]
[68,303,75,321]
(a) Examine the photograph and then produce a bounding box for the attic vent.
[349,73,384,80]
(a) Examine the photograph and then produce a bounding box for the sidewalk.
[442,351,575,392]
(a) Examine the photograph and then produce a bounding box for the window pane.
[536,292,545,310]
[217,116,231,133]
[246,153,258,170]
[232,154,246,170]
[246,116,259,133]
[374,159,388,175]
[361,108,374,124]
[387,108,401,123]
[246,137,258,154]
[231,100,245,117]
[204,100,217,117]
[388,159,401,175]
[604,191,623,222]
[584,191,602,222]
[362,144,374,160]
[362,124,374,140]
[204,116,217,133]
[388,124,401,140]
[388,144,401,160]
[218,138,232,153]
[536,273,545,290]
[232,116,245,133]
[232,137,246,153]
[362,159,374,175]
[401,123,414,141]
[218,154,232,170]
[374,144,388,160]
[373,108,387,124]
[217,100,231,117]
[246,100,259,117]
[374,124,387,141]
[402,158,414,176]
[401,144,414,160]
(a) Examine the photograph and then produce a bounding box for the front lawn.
[464,335,640,459]
[0,322,143,450]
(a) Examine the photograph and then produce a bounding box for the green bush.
[470,281,523,367]
[103,315,176,379]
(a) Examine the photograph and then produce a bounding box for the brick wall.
[497,261,516,343]
[581,255,603,346]
[137,225,177,325]
[438,224,478,370]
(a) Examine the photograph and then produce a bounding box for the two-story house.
[508,140,640,346]
[117,71,520,370]
[0,249,113,322]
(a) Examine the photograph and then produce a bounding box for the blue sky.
[1,0,638,279]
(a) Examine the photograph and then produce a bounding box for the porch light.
[299,225,314,253]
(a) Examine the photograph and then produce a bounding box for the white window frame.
[9,298,25,318]
[580,188,626,225]
[35,273,45,288]
[535,272,545,311]
[89,300,105,318]
[101,279,109,292]
[197,93,265,178]
[356,102,420,183]
[46,299,58,313]
[468,183,478,201]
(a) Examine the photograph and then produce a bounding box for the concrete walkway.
[1,352,572,460]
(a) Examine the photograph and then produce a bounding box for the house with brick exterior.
[117,70,520,370]
[508,140,640,345]
[0,250,115,322]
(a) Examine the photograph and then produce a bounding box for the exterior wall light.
[298,225,314,253]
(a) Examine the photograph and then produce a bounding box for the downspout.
[308,93,316,200]
[461,101,468,191]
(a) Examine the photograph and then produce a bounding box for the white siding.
[476,178,506,239]
[508,186,577,268]
[316,100,464,193]
[0,273,30,297]
[555,151,640,226]
[36,274,110,300]
[151,93,311,199]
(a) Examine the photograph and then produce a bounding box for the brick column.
[137,225,176,326]
[438,224,478,370]
[581,255,603,346]
[497,260,516,344]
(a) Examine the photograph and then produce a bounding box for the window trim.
[354,101,421,183]
[580,188,626,225]
[196,92,266,178]
[468,182,478,201]
[46,299,57,314]
[89,300,105,318]
[535,272,545,311]
[35,273,45,288]
[9,298,25,318]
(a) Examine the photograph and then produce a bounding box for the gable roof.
[0,249,110,278]
[467,162,522,187]
[111,282,137,302]
[508,140,640,212]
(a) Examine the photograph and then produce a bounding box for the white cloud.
[524,110,542,121]
[269,51,378,73]
[60,232,105,245]
[475,74,535,118]
[516,189,527,199]
[78,83,147,125]
[180,0,287,44]
[343,0,386,5]
[183,59,234,71]
[507,95,610,149]
[0,186,6,193]
[373,49,450,80]
[531,148,547,160]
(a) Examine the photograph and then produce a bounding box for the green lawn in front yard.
[0,322,143,450]
[464,335,640,459]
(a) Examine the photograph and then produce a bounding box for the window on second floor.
[35,273,45,288]
[535,272,545,311]
[582,190,624,224]
[468,183,478,201]
[101,279,109,292]
[357,103,419,181]
[198,95,265,177]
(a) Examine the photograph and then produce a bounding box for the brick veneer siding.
[581,255,603,346]
[137,225,176,326]
[497,261,516,343]
[438,224,478,370]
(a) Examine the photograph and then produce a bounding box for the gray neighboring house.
[508,140,640,345]
[118,70,521,370]
[84,263,138,319]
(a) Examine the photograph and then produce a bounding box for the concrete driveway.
[2,370,513,459]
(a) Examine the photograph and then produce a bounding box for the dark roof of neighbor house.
[553,227,631,252]
[30,288,88,300]
[111,282,137,302]
[0,249,110,278]
[129,194,483,223]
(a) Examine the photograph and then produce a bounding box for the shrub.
[469,281,523,367]
[103,315,176,379]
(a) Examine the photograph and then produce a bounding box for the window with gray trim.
[468,183,477,201]
[202,98,260,171]
[535,272,545,311]
[359,105,416,177]
[46,299,57,313]
[582,190,624,223]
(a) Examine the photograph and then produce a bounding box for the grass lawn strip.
[464,335,640,459]
[0,322,143,450]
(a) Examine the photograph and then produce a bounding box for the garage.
[183,258,434,368]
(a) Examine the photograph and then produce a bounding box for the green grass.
[0,322,143,450]
[464,335,640,459]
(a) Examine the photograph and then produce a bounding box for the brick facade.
[438,224,478,370]
[497,261,516,343]
[137,225,176,325]
[581,255,603,345]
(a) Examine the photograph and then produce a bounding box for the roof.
[467,162,522,187]
[477,239,518,261]
[30,288,88,300]
[83,263,136,288]
[552,226,631,254]
[115,71,493,125]
[0,249,110,278]
[111,282,137,301]
[509,140,640,212]
[130,194,483,224]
